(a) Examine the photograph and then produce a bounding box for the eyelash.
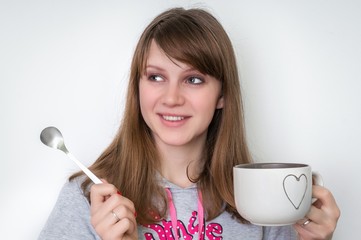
[148,74,164,82]
[147,74,204,85]
[187,76,203,85]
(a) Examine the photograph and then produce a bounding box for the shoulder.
[38,176,98,239]
[46,176,92,215]
[57,176,90,207]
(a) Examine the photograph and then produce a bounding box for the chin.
[157,135,192,147]
[162,139,189,147]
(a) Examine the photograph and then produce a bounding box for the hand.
[90,180,138,240]
[293,185,340,240]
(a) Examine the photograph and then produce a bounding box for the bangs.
[145,11,224,80]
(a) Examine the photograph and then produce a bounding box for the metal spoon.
[40,126,102,184]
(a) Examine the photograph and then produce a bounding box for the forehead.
[146,40,191,71]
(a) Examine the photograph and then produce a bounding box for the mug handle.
[312,171,323,203]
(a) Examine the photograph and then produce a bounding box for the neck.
[157,142,204,188]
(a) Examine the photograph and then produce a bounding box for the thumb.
[100,178,109,184]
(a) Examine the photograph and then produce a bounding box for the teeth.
[163,115,184,121]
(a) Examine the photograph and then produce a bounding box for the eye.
[187,76,203,85]
[148,74,164,82]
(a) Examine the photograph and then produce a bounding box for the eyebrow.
[145,65,164,71]
[145,64,200,73]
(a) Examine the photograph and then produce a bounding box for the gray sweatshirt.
[39,177,298,239]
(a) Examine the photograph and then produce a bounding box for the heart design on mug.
[283,174,308,210]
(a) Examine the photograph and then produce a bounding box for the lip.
[158,113,190,127]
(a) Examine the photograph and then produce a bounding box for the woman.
[39,7,340,240]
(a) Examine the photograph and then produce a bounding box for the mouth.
[162,115,185,121]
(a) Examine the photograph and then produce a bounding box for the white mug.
[233,163,323,226]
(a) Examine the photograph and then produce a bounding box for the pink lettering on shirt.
[143,211,223,239]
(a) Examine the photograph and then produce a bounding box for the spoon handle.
[66,152,102,184]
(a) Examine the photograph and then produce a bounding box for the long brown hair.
[70,7,251,224]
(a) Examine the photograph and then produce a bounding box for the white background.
[1,0,360,239]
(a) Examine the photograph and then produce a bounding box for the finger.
[97,179,115,201]
[101,179,109,184]
[293,186,340,240]
[100,209,124,228]
[105,194,136,215]
[312,198,323,209]
[113,203,137,223]
[90,181,119,211]
[111,207,138,238]
[113,217,137,237]
[312,186,339,210]
[294,216,326,240]
[97,205,137,239]
[306,204,339,238]
[92,210,120,237]
[312,185,341,223]
[91,193,136,227]
[304,202,334,229]
[294,218,336,240]
[293,222,319,240]
[99,218,136,240]
[295,217,311,227]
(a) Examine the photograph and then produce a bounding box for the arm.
[38,178,100,240]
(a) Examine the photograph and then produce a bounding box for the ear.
[216,95,224,109]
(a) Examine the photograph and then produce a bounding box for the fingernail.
[117,191,122,195]
[134,211,137,218]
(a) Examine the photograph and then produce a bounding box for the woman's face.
[139,41,224,149]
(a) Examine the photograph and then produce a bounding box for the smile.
[162,115,185,121]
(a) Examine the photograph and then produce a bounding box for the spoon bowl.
[40,126,68,152]
[40,126,102,184]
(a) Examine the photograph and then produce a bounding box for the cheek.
[195,90,221,111]
[139,82,156,117]
[139,86,148,113]
[194,98,219,121]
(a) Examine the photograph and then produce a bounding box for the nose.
[162,82,185,106]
